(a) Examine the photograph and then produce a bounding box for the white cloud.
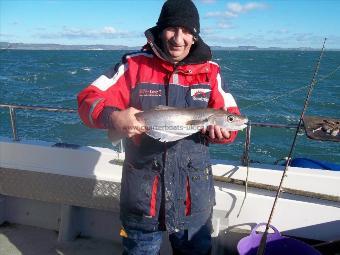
[201,32,339,48]
[227,2,267,14]
[267,29,290,35]
[203,34,250,45]
[205,2,268,19]
[37,26,142,40]
[201,27,216,35]
[290,32,313,42]
[0,33,15,38]
[103,26,117,34]
[218,22,234,29]
[61,26,112,37]
[35,27,47,31]
[206,11,237,18]
[199,0,216,3]
[203,2,268,37]
[227,3,243,13]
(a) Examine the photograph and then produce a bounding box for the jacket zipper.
[166,66,178,106]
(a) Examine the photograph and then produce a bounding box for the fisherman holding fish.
[78,0,246,254]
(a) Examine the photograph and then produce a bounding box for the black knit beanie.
[156,0,200,36]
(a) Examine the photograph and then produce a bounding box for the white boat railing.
[0,103,299,164]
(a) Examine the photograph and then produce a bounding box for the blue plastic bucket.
[237,223,321,255]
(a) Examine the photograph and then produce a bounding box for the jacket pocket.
[186,162,214,214]
[186,86,211,108]
[120,163,160,218]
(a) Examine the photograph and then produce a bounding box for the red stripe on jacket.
[150,175,159,217]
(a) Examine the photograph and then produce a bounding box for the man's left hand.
[202,125,231,140]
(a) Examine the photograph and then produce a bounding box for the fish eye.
[227,115,234,122]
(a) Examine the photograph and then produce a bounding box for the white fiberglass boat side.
[1,137,339,254]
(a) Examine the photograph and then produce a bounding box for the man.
[78,0,240,254]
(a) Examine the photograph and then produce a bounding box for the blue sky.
[1,0,339,48]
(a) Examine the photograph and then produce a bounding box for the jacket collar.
[144,26,212,66]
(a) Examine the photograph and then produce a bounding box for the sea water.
[0,50,339,164]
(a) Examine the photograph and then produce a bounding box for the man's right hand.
[109,107,145,138]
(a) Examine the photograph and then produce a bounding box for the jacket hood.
[144,26,212,66]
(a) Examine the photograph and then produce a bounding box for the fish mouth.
[239,124,248,130]
[237,118,248,130]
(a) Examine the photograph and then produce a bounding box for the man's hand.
[201,107,231,140]
[202,125,231,140]
[109,107,145,138]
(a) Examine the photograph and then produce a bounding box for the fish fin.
[153,105,177,111]
[186,119,209,126]
[146,129,196,142]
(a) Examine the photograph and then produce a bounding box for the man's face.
[161,26,195,63]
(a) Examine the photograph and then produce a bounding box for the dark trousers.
[122,223,212,255]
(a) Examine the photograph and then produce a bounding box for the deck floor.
[0,223,123,255]
[2,223,333,255]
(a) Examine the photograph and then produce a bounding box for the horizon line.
[1,41,339,50]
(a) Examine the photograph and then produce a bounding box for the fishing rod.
[256,38,327,255]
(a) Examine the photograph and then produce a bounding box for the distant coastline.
[1,42,339,51]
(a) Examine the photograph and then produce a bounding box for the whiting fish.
[108,105,248,143]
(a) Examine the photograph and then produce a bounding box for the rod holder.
[242,122,252,166]
[9,107,19,141]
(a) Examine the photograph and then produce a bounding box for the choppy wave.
[1,50,339,164]
[82,67,92,71]
[69,70,77,75]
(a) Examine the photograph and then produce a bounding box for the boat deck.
[1,138,339,255]
[0,222,123,255]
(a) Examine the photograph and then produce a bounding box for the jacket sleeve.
[208,65,241,144]
[77,59,133,129]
